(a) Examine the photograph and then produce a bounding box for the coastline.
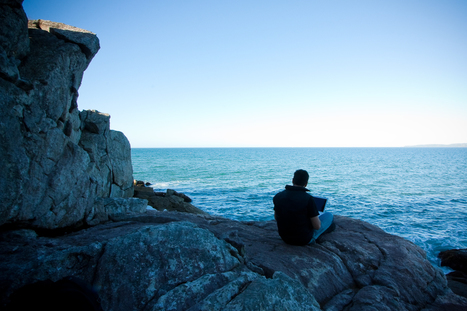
[1,2,466,309]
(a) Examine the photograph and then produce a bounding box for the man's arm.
[310,216,321,230]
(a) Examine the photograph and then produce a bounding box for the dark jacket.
[273,185,319,245]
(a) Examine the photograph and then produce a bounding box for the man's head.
[292,169,309,187]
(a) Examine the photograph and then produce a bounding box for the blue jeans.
[308,212,334,244]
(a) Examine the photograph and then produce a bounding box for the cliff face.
[0,1,135,230]
[1,1,467,310]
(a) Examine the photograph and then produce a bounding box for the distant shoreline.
[404,143,467,148]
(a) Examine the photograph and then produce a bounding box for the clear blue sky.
[23,0,467,147]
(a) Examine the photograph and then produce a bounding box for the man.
[273,169,335,245]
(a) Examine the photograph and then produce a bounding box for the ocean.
[131,147,467,269]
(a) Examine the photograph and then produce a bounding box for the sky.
[23,0,467,148]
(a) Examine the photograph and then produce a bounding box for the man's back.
[273,185,319,245]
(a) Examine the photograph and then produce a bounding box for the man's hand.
[310,216,321,230]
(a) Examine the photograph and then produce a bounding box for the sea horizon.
[131,143,467,149]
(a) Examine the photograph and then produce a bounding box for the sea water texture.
[132,147,467,268]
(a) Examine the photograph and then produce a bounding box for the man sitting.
[273,169,335,245]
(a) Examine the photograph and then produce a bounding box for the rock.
[445,271,467,299]
[134,184,205,214]
[420,291,467,311]
[79,110,132,199]
[0,5,136,230]
[0,0,29,84]
[134,180,146,187]
[167,189,193,202]
[1,212,466,310]
[439,249,467,273]
[108,130,134,198]
[438,249,467,298]
[134,184,158,196]
[28,19,100,61]
[222,271,321,311]
[85,197,148,226]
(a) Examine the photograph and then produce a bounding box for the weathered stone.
[222,271,321,311]
[438,249,467,299]
[0,3,135,230]
[0,48,20,82]
[322,289,355,311]
[134,180,146,186]
[1,213,466,310]
[420,291,467,311]
[31,141,96,229]
[85,197,148,226]
[167,188,193,202]
[439,249,467,273]
[84,221,242,311]
[0,0,29,62]
[109,130,134,198]
[28,19,99,63]
[77,111,134,200]
[152,270,259,311]
[0,79,30,225]
[134,185,206,214]
[445,271,467,299]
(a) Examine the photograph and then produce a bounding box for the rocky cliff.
[1,1,466,310]
[1,0,136,230]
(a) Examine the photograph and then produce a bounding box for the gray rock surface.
[1,212,466,310]
[0,3,135,230]
[134,184,207,215]
[0,0,29,83]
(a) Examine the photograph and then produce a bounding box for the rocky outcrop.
[1,212,466,310]
[439,249,467,273]
[0,1,135,230]
[134,182,207,215]
[438,249,467,299]
[79,110,134,198]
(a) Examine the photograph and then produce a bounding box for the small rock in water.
[439,249,467,273]
[439,249,467,298]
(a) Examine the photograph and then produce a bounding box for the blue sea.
[132,147,467,269]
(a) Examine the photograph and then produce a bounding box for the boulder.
[444,271,467,299]
[1,212,466,310]
[108,130,134,198]
[167,189,193,202]
[134,184,205,214]
[79,110,134,199]
[439,249,467,273]
[438,249,467,298]
[28,19,100,62]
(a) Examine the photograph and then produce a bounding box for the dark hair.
[293,169,309,186]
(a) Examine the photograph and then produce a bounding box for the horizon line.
[131,143,467,149]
